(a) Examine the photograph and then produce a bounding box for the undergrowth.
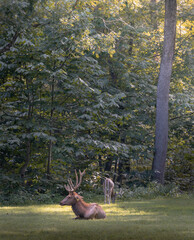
[1,180,192,206]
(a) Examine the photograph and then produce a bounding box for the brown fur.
[60,192,106,220]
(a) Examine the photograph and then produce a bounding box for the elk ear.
[75,195,80,201]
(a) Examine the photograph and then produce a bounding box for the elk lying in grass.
[60,170,106,220]
[103,177,116,204]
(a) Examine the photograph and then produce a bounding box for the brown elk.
[103,177,116,204]
[60,170,106,220]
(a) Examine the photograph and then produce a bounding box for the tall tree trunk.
[152,0,177,184]
[98,156,104,184]
[108,59,118,85]
[20,78,33,179]
[113,157,118,183]
[128,21,134,56]
[20,140,31,178]
[117,159,123,186]
[104,156,112,172]
[47,78,55,177]
[150,0,157,30]
[47,139,52,176]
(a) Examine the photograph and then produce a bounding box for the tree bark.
[150,0,157,30]
[98,156,104,184]
[20,78,33,179]
[152,0,177,184]
[47,78,55,177]
[104,156,112,172]
[113,157,118,183]
[20,140,31,178]
[117,159,123,186]
[47,139,52,176]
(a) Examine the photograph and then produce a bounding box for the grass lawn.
[0,197,193,240]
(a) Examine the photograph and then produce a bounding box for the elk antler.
[64,169,86,192]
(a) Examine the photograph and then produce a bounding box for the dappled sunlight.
[0,201,158,217]
[102,202,157,217]
[0,204,158,222]
[0,231,25,236]
[0,205,73,215]
[0,198,193,240]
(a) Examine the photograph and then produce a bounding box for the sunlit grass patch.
[0,197,193,240]
[104,203,157,217]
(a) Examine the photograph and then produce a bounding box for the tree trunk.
[113,157,118,183]
[20,79,33,179]
[47,78,55,177]
[150,0,157,30]
[117,159,123,186]
[98,156,104,184]
[47,139,52,175]
[104,156,112,172]
[152,0,177,184]
[20,140,31,178]
[108,59,118,85]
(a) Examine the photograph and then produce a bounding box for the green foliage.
[118,182,180,200]
[165,149,193,191]
[0,0,193,195]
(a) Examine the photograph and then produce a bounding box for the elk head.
[60,169,106,219]
[60,169,85,206]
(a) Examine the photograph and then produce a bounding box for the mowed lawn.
[0,197,193,240]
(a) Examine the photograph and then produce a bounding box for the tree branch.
[0,31,19,55]
[170,112,193,121]
[68,0,80,15]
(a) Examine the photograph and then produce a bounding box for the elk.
[60,170,106,220]
[103,177,116,204]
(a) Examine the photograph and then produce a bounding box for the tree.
[152,0,177,184]
[0,0,192,196]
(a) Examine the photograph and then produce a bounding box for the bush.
[0,171,64,206]
[165,150,193,191]
[117,182,181,200]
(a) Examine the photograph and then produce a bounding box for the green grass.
[0,197,193,240]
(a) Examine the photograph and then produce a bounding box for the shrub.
[116,182,181,200]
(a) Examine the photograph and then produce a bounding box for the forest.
[0,0,193,206]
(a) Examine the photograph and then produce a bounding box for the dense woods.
[0,0,193,204]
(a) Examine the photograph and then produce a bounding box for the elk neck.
[71,195,90,217]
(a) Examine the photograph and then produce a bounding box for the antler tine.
[74,169,86,191]
[64,175,75,192]
[64,170,86,192]
[68,178,75,191]
[64,184,71,192]
[75,170,79,187]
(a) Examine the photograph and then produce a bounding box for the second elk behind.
[103,177,116,204]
